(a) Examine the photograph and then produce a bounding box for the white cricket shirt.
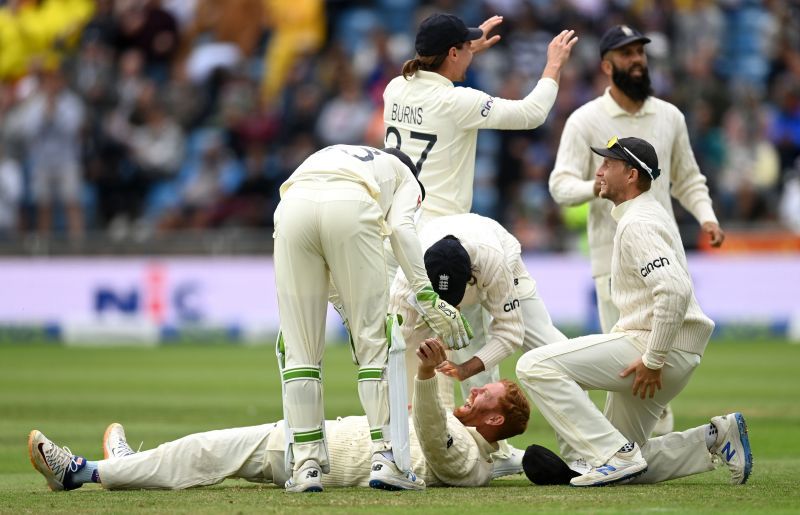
[549,88,719,277]
[389,213,526,370]
[610,191,715,368]
[383,71,558,218]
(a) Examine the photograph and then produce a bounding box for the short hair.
[401,42,465,79]
[494,379,530,440]
[633,165,652,192]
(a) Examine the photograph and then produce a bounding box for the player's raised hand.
[471,15,504,54]
[542,30,578,81]
[417,338,448,368]
[416,338,448,380]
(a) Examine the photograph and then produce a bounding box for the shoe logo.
[37,444,52,471]
[372,464,383,472]
[306,469,319,478]
[721,441,736,462]
[595,465,617,476]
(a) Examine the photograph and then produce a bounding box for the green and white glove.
[408,285,473,350]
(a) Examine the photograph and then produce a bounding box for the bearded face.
[611,61,653,102]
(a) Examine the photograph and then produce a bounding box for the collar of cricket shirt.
[465,426,500,457]
[415,70,455,88]
[601,87,656,118]
[611,189,654,222]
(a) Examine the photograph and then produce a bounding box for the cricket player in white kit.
[273,145,470,492]
[517,136,751,487]
[383,13,577,223]
[389,213,566,401]
[382,13,576,473]
[28,340,532,492]
[548,25,725,435]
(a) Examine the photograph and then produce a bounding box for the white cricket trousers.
[274,182,391,474]
[98,425,276,490]
[516,333,702,468]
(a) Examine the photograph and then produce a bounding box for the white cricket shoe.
[567,458,591,475]
[103,423,136,459]
[368,453,425,491]
[710,412,753,485]
[28,430,85,491]
[285,460,324,493]
[569,443,648,487]
[651,404,675,437]
[491,445,525,478]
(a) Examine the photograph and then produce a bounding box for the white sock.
[705,423,718,450]
[377,449,394,462]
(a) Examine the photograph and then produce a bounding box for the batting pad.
[276,333,329,474]
[357,364,390,454]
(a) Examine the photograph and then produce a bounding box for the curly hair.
[494,379,531,441]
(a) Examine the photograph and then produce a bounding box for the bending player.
[29,339,531,491]
[389,214,566,397]
[388,213,566,478]
[272,145,470,492]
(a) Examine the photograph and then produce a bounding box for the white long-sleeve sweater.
[549,89,718,277]
[610,191,714,368]
[389,214,526,370]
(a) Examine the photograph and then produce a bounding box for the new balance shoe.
[491,445,525,478]
[285,460,323,493]
[28,430,85,491]
[651,404,675,437]
[368,453,425,491]
[710,412,753,485]
[103,423,136,459]
[569,442,648,487]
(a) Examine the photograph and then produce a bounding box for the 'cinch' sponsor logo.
[480,97,494,117]
[640,257,670,277]
[503,299,520,312]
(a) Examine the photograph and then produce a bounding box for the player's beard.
[611,63,653,102]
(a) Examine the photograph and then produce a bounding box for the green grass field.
[2,340,799,514]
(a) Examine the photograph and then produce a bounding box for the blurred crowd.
[0,0,799,248]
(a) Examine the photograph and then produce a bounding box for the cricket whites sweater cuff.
[692,200,719,226]
[474,342,512,372]
[644,320,682,369]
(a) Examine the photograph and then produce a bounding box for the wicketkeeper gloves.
[408,285,473,349]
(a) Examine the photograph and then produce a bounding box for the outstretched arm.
[412,339,492,486]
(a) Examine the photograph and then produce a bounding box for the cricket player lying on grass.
[28,339,530,492]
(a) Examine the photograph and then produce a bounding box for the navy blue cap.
[424,236,471,307]
[599,25,651,57]
[415,13,483,56]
